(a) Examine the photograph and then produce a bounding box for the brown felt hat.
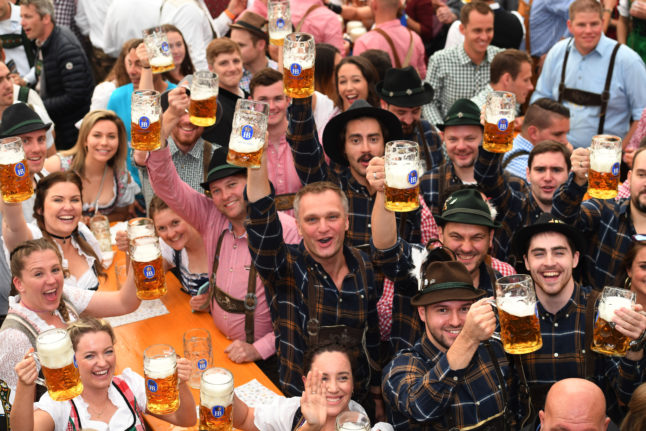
[230,11,268,41]
[411,261,486,306]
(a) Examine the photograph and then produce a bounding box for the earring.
[624,277,632,290]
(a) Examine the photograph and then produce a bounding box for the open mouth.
[357,154,373,166]
[541,271,560,281]
[92,369,110,377]
[43,288,58,301]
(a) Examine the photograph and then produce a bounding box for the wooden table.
[103,250,281,430]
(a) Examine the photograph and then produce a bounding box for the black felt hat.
[376,66,434,107]
[511,213,586,258]
[199,146,246,190]
[0,102,51,138]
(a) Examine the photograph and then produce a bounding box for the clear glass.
[183,328,213,389]
[131,236,166,300]
[384,140,420,212]
[0,136,33,203]
[591,286,636,356]
[89,214,112,253]
[495,274,543,354]
[588,135,622,200]
[143,344,179,414]
[143,26,174,74]
[283,33,315,98]
[483,91,516,153]
[200,368,234,431]
[226,99,269,169]
[131,90,162,151]
[336,411,370,431]
[35,328,83,401]
[189,70,219,127]
[268,0,291,46]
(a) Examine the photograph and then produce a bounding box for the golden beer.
[227,99,269,168]
[143,27,175,75]
[200,368,234,431]
[588,135,622,199]
[150,57,175,74]
[131,116,161,151]
[226,147,263,168]
[0,160,33,203]
[384,185,419,212]
[144,351,179,415]
[270,37,285,46]
[591,290,634,356]
[189,95,217,127]
[283,64,315,98]
[131,236,167,300]
[483,120,513,153]
[497,297,543,354]
[268,0,291,46]
[36,329,83,401]
[384,140,420,212]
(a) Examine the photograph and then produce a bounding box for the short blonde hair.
[206,38,241,68]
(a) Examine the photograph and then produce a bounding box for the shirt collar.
[537,282,581,319]
[227,222,247,239]
[514,134,534,152]
[168,136,204,158]
[458,44,496,65]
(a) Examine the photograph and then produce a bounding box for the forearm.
[551,173,587,224]
[10,381,36,431]
[232,395,256,430]
[287,97,328,184]
[617,16,629,43]
[246,153,271,203]
[371,192,397,250]
[445,334,481,370]
[251,330,276,360]
[159,382,197,427]
[2,203,31,252]
[138,68,154,91]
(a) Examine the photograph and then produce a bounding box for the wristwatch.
[629,329,646,352]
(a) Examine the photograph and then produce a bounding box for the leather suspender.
[373,28,414,69]
[209,230,258,344]
[296,4,322,32]
[584,289,601,380]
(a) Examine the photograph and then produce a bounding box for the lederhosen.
[558,38,622,135]
[0,31,36,68]
[208,230,258,344]
[66,377,146,431]
[304,248,375,402]
[446,343,513,431]
[275,193,296,212]
[0,300,80,431]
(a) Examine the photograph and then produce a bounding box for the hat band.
[232,21,266,38]
[206,163,242,178]
[3,118,47,135]
[380,86,425,98]
[418,281,474,295]
[442,207,492,222]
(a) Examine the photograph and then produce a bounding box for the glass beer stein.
[483,91,516,153]
[143,27,175,74]
[0,137,33,203]
[183,328,213,389]
[131,236,167,300]
[144,344,180,414]
[588,135,622,199]
[384,140,420,212]
[268,0,291,46]
[495,274,543,354]
[200,368,234,431]
[283,33,315,98]
[591,286,635,356]
[336,411,370,431]
[189,70,219,127]
[226,99,269,169]
[34,328,84,401]
[131,90,162,151]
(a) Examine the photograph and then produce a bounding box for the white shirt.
[102,0,163,58]
[34,369,147,431]
[196,0,255,38]
[75,0,115,51]
[11,85,55,150]
[0,4,31,76]
[160,0,212,70]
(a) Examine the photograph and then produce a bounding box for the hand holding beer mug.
[336,411,371,431]
[89,214,113,265]
[268,0,291,46]
[142,27,174,74]
[0,137,33,203]
[131,236,167,300]
[226,99,269,168]
[588,135,622,199]
[483,91,516,153]
[33,328,84,401]
[591,287,636,356]
[183,328,213,389]
[131,90,162,151]
[127,217,156,254]
[495,274,543,354]
[200,367,234,431]
[189,70,219,127]
[283,33,315,98]
[144,344,180,414]
[384,140,420,212]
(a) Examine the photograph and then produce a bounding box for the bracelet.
[224,8,236,20]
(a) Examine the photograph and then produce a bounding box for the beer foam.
[191,89,216,101]
[131,241,161,263]
[590,148,621,172]
[150,57,172,67]
[145,356,176,379]
[37,332,74,369]
[200,371,233,408]
[339,423,369,431]
[0,150,24,165]
[598,296,632,323]
[385,163,419,189]
[497,296,535,317]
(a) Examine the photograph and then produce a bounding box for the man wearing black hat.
[139,97,300,383]
[377,66,442,171]
[511,213,646,424]
[380,260,517,430]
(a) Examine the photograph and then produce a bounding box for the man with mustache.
[553,146,646,291]
[377,66,443,172]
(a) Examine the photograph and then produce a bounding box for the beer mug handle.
[486,299,502,342]
[28,352,47,387]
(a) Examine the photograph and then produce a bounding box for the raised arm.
[84,260,140,316]
[152,358,198,427]
[287,96,330,185]
[10,352,55,431]
[551,148,591,225]
[366,157,397,250]
[1,201,34,252]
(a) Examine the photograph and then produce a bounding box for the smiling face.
[460,10,494,59]
[344,117,384,182]
[86,120,119,164]
[567,11,603,56]
[337,63,369,111]
[526,151,569,209]
[13,249,64,314]
[444,125,483,169]
[251,80,289,128]
[20,129,48,174]
[308,351,353,417]
[152,208,192,251]
[627,246,646,298]
[170,111,203,150]
[629,151,646,214]
[40,181,83,237]
[209,173,247,223]
[166,31,186,67]
[439,222,493,276]
[210,51,243,93]
[418,300,473,351]
[75,331,116,391]
[296,190,349,264]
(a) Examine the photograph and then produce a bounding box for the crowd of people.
[0,0,646,429]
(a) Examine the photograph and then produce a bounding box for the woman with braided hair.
[0,238,140,405]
